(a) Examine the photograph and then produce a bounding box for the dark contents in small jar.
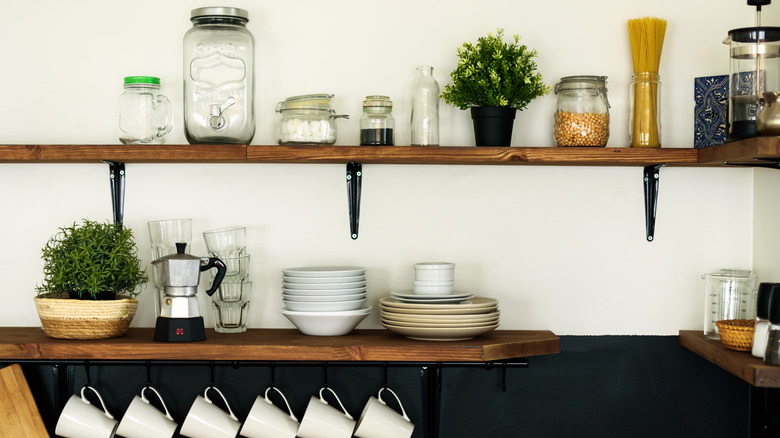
[360,128,394,146]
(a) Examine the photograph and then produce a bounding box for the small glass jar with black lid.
[360,95,395,145]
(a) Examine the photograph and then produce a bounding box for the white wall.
[1,0,774,334]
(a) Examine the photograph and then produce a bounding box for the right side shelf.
[679,330,780,387]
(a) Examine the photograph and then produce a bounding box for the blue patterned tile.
[694,75,729,148]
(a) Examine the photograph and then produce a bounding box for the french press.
[152,243,226,342]
[724,0,780,140]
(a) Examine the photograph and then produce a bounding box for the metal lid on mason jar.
[363,95,393,108]
[555,76,607,94]
[277,94,335,112]
[191,7,249,21]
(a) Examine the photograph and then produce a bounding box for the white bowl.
[413,280,454,286]
[281,306,372,336]
[414,263,455,281]
[281,287,366,296]
[281,292,367,302]
[283,298,367,312]
[282,280,367,290]
[413,283,454,295]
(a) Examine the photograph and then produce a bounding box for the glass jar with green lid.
[118,76,171,144]
[360,95,394,145]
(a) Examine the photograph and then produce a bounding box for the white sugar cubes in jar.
[276,94,349,145]
[553,75,610,147]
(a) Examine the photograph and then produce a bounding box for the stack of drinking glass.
[203,227,251,333]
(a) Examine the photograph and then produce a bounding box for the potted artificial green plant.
[34,219,148,339]
[441,28,549,146]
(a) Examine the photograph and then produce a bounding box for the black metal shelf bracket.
[346,162,362,240]
[724,157,780,169]
[643,163,666,242]
[104,161,126,227]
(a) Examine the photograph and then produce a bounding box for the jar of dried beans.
[554,75,610,147]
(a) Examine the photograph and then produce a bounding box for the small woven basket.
[34,294,138,340]
[716,319,755,351]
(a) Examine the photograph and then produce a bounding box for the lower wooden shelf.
[0,327,559,363]
[679,330,780,387]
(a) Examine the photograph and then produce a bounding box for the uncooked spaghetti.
[628,17,667,147]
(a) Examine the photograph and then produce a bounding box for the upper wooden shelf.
[0,137,777,166]
[679,330,780,388]
[0,327,559,363]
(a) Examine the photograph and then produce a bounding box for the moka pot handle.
[201,257,227,296]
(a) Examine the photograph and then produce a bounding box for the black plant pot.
[470,106,517,146]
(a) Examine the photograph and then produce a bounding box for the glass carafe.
[183,7,255,144]
[724,27,780,140]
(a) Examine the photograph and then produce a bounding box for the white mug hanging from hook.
[183,7,255,144]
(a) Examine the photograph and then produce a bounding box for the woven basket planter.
[34,294,138,340]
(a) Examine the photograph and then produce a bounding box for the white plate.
[380,310,500,324]
[390,291,474,303]
[282,267,366,277]
[282,292,367,302]
[284,298,367,312]
[282,287,366,296]
[381,321,498,341]
[282,275,366,284]
[283,281,367,290]
[380,317,499,328]
[379,296,498,312]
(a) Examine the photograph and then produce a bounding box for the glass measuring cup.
[702,269,758,340]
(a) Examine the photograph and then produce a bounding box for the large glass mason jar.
[553,75,610,147]
[183,7,255,144]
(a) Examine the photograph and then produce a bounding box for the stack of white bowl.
[413,262,455,294]
[280,266,371,336]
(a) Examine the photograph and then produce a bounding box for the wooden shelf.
[0,138,775,167]
[0,327,559,363]
[679,330,780,387]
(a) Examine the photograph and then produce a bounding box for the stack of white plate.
[281,266,371,336]
[380,296,499,341]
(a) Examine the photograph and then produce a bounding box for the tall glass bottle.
[410,66,440,146]
[183,7,255,144]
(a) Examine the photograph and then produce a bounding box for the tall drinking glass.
[148,219,192,316]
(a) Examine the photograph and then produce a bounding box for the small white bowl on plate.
[281,306,372,336]
[414,263,455,281]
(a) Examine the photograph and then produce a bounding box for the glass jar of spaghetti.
[553,76,610,147]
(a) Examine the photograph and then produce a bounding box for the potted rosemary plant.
[441,28,549,146]
[34,219,148,339]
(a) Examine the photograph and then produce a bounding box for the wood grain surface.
[0,327,559,362]
[679,330,780,387]
[0,364,48,437]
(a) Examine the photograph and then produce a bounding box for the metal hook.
[270,361,276,388]
[84,361,92,387]
[323,362,329,388]
[383,362,389,389]
[501,362,507,393]
[209,361,216,387]
[145,361,152,387]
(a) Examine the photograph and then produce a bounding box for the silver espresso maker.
[152,242,226,341]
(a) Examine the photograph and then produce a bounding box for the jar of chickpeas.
[554,76,610,147]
